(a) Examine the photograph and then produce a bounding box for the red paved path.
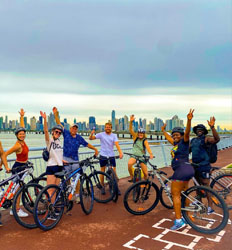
[0,147,232,250]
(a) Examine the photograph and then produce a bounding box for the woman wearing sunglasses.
[40,111,64,189]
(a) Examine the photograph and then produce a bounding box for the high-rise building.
[124,115,129,131]
[142,119,147,130]
[48,113,56,130]
[30,117,37,130]
[89,116,96,130]
[111,110,116,130]
[0,117,3,129]
[5,116,8,129]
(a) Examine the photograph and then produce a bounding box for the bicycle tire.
[89,171,115,203]
[12,182,44,229]
[159,177,173,209]
[107,169,119,202]
[210,173,232,210]
[124,180,160,215]
[79,176,94,215]
[33,184,65,231]
[181,185,229,234]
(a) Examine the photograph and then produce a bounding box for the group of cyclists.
[0,107,220,230]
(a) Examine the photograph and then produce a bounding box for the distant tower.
[112,110,116,130]
[89,116,96,130]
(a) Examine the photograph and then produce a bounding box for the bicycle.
[190,163,232,210]
[0,162,46,229]
[97,155,120,202]
[123,160,229,234]
[86,157,116,203]
[125,153,148,183]
[33,156,94,231]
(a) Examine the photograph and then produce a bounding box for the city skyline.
[0,110,230,132]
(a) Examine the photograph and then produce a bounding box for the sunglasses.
[54,130,62,135]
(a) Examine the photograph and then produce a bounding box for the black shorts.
[46,165,63,175]
[12,162,27,178]
[99,156,116,168]
[172,162,195,181]
[195,169,211,179]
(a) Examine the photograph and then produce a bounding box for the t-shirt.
[95,132,118,157]
[46,138,63,166]
[63,129,88,160]
[171,139,189,170]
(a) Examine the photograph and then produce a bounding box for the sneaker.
[207,206,214,215]
[170,219,186,231]
[101,187,106,195]
[17,209,29,217]
[47,215,57,221]
[9,209,13,216]
[0,221,3,227]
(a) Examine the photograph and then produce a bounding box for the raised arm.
[161,123,174,145]
[89,129,96,140]
[129,115,137,140]
[19,108,25,128]
[52,107,64,129]
[184,109,194,142]
[40,111,49,142]
[206,117,220,144]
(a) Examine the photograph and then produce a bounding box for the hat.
[71,123,78,128]
[193,124,208,135]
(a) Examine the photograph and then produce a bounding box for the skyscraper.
[89,116,96,130]
[111,110,116,130]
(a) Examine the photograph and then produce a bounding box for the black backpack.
[204,142,218,163]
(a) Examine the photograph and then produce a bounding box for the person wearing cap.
[53,107,99,201]
[5,108,29,217]
[127,115,154,182]
[190,117,220,187]
[161,109,195,231]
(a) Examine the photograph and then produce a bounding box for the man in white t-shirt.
[89,122,123,194]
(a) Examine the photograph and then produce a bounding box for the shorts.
[63,156,80,174]
[172,162,195,181]
[12,162,27,178]
[195,169,211,179]
[46,165,63,175]
[99,155,116,168]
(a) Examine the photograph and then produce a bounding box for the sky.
[0,0,231,128]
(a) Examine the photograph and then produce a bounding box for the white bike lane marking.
[123,218,231,250]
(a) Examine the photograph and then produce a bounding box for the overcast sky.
[0,0,231,128]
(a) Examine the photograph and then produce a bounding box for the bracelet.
[210,126,215,129]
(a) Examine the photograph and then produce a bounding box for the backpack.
[204,142,218,163]
[133,137,147,153]
[190,137,218,164]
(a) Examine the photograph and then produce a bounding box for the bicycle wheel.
[107,169,119,203]
[159,177,173,209]
[124,180,160,215]
[210,173,232,209]
[181,185,229,234]
[89,171,115,203]
[80,176,94,215]
[12,183,44,229]
[33,184,65,231]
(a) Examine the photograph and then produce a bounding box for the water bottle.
[71,177,76,190]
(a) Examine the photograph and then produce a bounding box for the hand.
[62,160,69,165]
[90,129,95,135]
[40,111,46,119]
[19,108,25,117]
[187,109,194,120]
[94,149,99,156]
[161,123,166,132]
[119,152,123,159]
[150,154,154,160]
[207,116,216,128]
[130,115,135,122]
[6,168,11,174]
[53,107,58,114]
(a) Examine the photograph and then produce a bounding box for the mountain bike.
[123,160,229,234]
[97,155,120,202]
[0,162,46,229]
[33,156,94,231]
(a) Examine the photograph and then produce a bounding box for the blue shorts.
[46,165,63,175]
[99,155,116,168]
[172,162,195,181]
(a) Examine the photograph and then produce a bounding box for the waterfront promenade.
[0,147,232,250]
